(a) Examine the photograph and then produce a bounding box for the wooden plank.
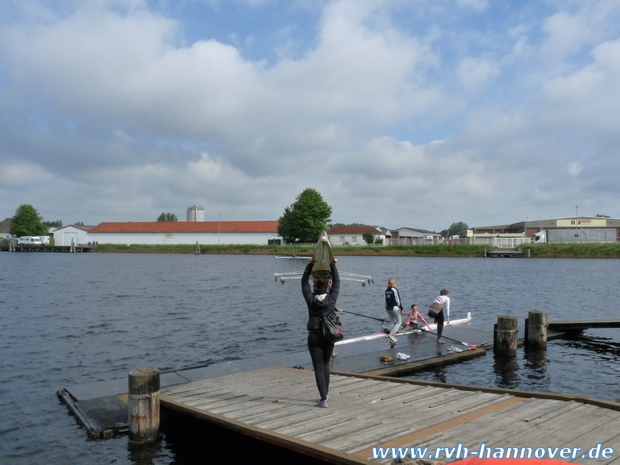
[326,393,513,453]
[411,398,582,449]
[351,396,527,459]
[509,403,620,448]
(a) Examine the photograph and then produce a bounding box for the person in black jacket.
[301,258,340,408]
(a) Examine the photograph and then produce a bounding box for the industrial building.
[468,216,619,245]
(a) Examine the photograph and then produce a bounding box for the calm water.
[1,253,619,464]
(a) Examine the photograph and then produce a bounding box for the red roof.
[90,221,279,234]
[327,225,382,234]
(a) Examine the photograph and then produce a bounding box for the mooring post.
[494,315,518,356]
[525,310,547,350]
[195,241,200,254]
[128,368,160,444]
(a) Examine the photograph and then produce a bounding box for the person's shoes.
[437,338,446,344]
[388,334,397,343]
[317,399,328,408]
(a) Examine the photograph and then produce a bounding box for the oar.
[338,309,387,323]
[421,328,487,348]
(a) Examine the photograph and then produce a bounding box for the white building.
[87,221,281,245]
[52,225,95,246]
[392,227,441,245]
[326,225,387,246]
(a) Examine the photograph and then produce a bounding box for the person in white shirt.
[434,289,451,343]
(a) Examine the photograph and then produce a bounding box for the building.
[391,227,441,245]
[326,225,387,246]
[0,218,11,241]
[471,217,620,243]
[87,221,281,245]
[52,225,96,246]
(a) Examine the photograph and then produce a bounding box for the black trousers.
[307,331,334,401]
[435,310,445,339]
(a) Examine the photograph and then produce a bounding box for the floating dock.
[57,318,620,463]
[161,366,620,464]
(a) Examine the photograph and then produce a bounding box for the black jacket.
[385,286,403,310]
[301,263,340,331]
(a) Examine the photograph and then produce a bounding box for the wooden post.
[128,368,160,444]
[494,315,518,356]
[526,310,547,349]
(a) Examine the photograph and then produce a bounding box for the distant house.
[52,225,96,246]
[391,227,441,245]
[88,221,281,245]
[327,225,386,246]
[0,218,11,241]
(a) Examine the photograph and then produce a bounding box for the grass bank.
[91,242,620,258]
[521,243,620,258]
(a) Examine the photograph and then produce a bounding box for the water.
[1,253,619,464]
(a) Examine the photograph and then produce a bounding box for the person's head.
[312,269,332,292]
[388,277,397,287]
[410,304,418,312]
[440,289,449,296]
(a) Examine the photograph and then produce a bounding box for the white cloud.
[457,55,501,89]
[2,0,620,229]
[568,162,583,176]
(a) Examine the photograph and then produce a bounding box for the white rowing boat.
[335,312,472,345]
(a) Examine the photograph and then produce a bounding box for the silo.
[187,205,205,222]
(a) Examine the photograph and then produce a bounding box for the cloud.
[1,0,620,229]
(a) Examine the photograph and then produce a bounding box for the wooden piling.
[526,310,547,349]
[494,315,518,356]
[128,368,160,444]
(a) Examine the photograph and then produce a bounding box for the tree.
[362,232,375,245]
[277,188,332,243]
[43,220,63,227]
[444,221,469,236]
[10,204,50,237]
[157,213,178,222]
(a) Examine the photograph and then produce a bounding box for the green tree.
[277,188,332,243]
[444,221,469,236]
[157,213,178,222]
[10,204,50,237]
[43,220,63,227]
[362,232,375,245]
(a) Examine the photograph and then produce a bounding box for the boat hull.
[335,312,472,345]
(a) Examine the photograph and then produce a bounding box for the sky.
[1,0,619,232]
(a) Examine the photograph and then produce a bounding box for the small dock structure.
[485,247,524,258]
[57,314,620,463]
[161,366,620,464]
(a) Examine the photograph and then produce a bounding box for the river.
[1,253,619,464]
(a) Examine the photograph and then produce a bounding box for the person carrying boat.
[301,257,340,408]
[434,289,451,343]
[384,277,403,343]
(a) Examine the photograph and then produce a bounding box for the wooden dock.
[485,248,524,258]
[161,366,620,465]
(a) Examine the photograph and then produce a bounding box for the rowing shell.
[335,312,472,345]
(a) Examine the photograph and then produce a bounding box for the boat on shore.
[335,312,472,345]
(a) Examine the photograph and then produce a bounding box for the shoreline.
[88,243,620,258]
